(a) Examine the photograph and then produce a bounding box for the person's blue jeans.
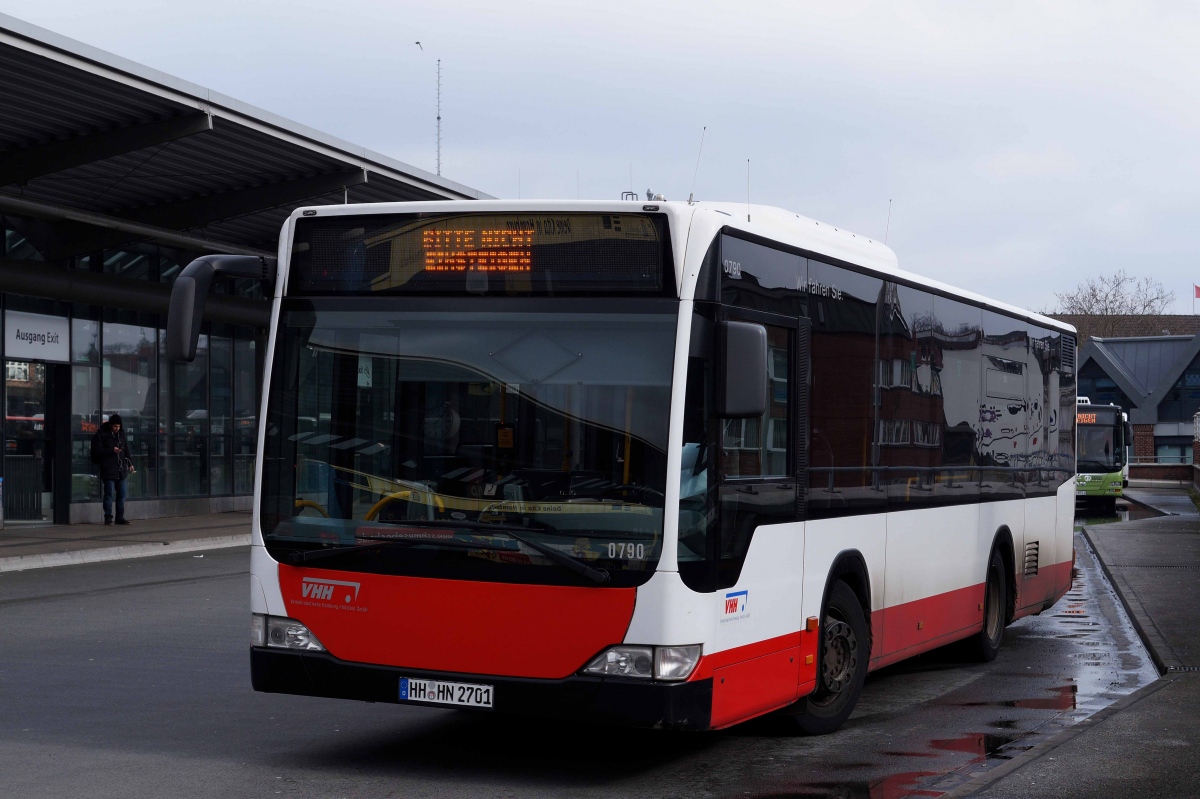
[102,478,127,522]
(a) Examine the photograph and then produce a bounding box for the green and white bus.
[1075,400,1131,511]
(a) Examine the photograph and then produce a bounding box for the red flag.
[1195,284,1200,299]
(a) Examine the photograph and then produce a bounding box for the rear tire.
[786,581,868,735]
[969,548,1007,662]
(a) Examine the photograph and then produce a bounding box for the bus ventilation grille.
[1024,542,1039,577]
[1061,335,1076,372]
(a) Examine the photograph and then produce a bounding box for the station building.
[1058,314,1200,481]
[0,14,488,524]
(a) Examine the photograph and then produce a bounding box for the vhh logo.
[722,590,748,621]
[301,577,360,604]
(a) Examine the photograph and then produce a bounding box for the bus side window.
[678,311,717,592]
[714,322,796,589]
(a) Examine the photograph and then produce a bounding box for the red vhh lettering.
[725,598,739,615]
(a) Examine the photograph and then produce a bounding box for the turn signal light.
[654,645,702,681]
[582,644,701,681]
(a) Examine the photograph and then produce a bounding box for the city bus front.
[1075,403,1131,510]
[240,205,714,727]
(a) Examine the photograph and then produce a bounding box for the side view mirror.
[166,255,272,362]
[718,320,768,418]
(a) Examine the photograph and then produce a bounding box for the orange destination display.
[290,212,670,295]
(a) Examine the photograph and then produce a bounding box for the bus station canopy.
[0,12,489,261]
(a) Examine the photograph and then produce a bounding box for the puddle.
[956,683,1077,710]
[758,736,1031,798]
[1075,500,1163,529]
[750,771,941,799]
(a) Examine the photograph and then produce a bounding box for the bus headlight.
[264,616,325,651]
[583,646,654,678]
[654,645,702,681]
[582,644,701,680]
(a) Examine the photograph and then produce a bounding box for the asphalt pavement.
[958,488,1200,799]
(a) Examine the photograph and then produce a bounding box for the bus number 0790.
[608,542,645,560]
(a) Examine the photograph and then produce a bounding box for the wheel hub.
[821,618,858,694]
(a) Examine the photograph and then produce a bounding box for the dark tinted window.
[719,235,807,317]
[878,284,937,508]
[932,298,982,504]
[1077,359,1135,412]
[1157,351,1200,423]
[807,260,884,516]
[981,312,1027,501]
[1026,326,1058,496]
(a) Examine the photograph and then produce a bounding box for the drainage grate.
[1167,666,1200,672]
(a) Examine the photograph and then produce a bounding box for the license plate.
[399,677,494,708]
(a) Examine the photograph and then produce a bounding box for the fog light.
[583,646,654,678]
[265,616,325,651]
[251,613,266,647]
[654,645,701,681]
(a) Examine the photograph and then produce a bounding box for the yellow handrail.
[365,490,445,521]
[293,499,329,517]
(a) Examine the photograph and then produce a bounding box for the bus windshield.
[1078,424,1118,474]
[261,306,677,587]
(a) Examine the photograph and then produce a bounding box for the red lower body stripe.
[698,559,1072,727]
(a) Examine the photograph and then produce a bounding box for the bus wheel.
[787,582,868,735]
[970,548,1007,662]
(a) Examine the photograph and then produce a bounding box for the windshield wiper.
[375,519,610,584]
[283,533,514,565]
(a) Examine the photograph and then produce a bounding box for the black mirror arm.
[166,254,274,363]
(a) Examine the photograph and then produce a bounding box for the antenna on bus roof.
[688,126,706,205]
[746,159,751,223]
[885,199,893,244]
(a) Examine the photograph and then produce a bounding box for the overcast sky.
[7,1,1200,314]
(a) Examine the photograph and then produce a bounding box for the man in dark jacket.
[92,414,133,525]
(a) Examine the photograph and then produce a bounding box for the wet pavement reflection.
[1074,498,1162,529]
[698,530,1158,799]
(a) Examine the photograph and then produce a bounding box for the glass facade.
[2,218,262,517]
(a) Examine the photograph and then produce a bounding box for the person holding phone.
[91,413,135,525]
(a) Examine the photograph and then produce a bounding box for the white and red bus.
[168,201,1077,733]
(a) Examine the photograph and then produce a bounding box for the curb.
[0,534,251,573]
[1120,493,1180,517]
[1119,494,1176,516]
[937,675,1178,798]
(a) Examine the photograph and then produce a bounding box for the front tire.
[969,548,1008,662]
[786,581,869,735]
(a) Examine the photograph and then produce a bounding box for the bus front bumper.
[250,647,713,731]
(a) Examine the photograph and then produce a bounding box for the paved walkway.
[0,512,250,572]
[957,487,1200,798]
